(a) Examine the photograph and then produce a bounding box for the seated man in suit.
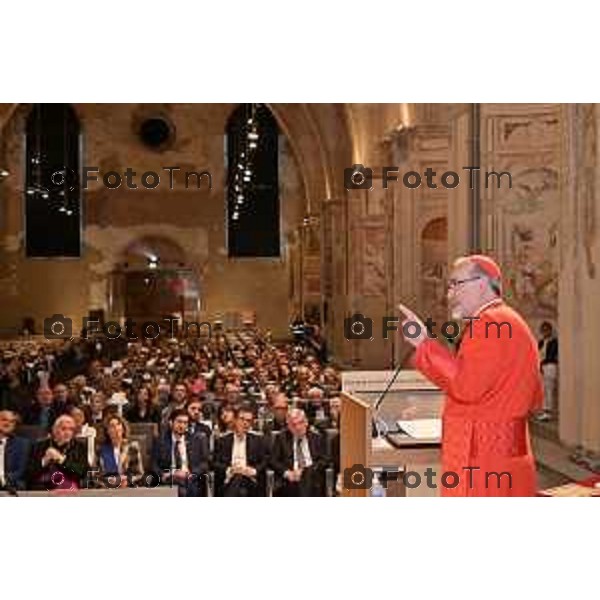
[26,414,90,490]
[24,385,59,429]
[213,405,266,497]
[270,408,326,497]
[0,409,31,491]
[152,408,209,496]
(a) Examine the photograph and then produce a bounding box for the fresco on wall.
[497,166,559,319]
[361,221,387,297]
[483,107,561,324]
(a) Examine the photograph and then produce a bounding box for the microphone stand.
[371,347,413,438]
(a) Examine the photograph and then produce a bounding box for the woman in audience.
[126,384,161,423]
[216,405,235,435]
[97,415,144,486]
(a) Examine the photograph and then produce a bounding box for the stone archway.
[106,233,204,326]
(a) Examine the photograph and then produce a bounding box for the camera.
[344,313,373,340]
[343,464,373,490]
[344,164,373,190]
[44,314,73,340]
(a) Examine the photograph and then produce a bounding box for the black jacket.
[26,437,90,490]
[270,429,326,496]
[539,337,558,365]
[213,432,266,495]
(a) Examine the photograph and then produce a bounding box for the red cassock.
[414,300,543,497]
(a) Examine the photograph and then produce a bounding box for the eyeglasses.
[447,276,481,291]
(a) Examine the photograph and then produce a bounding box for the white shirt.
[227,434,256,481]
[77,424,96,467]
[171,435,189,471]
[113,446,122,473]
[293,436,313,470]
[0,437,6,487]
[231,434,247,469]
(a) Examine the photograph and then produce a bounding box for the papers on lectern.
[397,418,442,440]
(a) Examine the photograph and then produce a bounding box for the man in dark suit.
[0,410,31,492]
[152,408,209,496]
[213,405,266,497]
[537,321,559,421]
[26,414,90,490]
[24,385,60,429]
[270,408,326,497]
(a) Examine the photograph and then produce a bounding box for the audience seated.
[0,409,30,491]
[270,408,327,497]
[187,396,212,440]
[97,415,144,487]
[126,384,161,424]
[213,405,266,497]
[26,415,90,490]
[24,385,59,428]
[152,408,209,497]
[1,323,342,495]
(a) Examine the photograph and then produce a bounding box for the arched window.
[25,103,81,257]
[225,104,279,257]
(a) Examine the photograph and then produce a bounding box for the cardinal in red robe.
[400,255,543,497]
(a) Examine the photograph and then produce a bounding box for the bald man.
[399,254,543,497]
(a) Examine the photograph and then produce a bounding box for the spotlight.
[148,256,159,270]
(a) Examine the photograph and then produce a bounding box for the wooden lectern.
[340,371,443,497]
